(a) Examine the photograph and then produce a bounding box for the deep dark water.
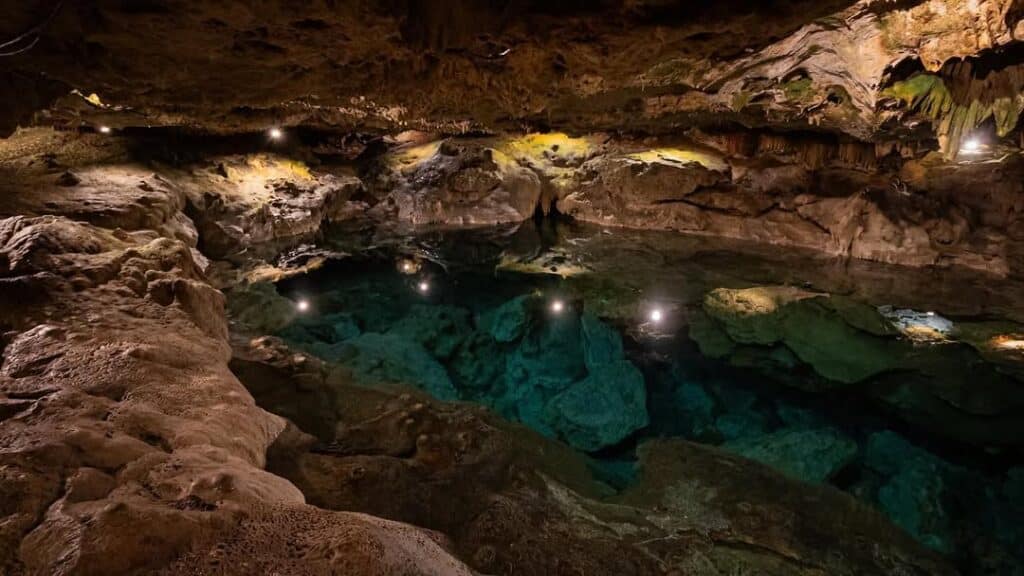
[252,220,1024,573]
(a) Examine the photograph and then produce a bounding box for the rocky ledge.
[0,117,959,575]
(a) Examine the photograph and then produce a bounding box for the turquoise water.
[261,220,1024,574]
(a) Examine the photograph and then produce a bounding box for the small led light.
[97,125,112,134]
[296,299,310,312]
[960,138,981,154]
[649,308,664,323]
[402,261,412,272]
[418,281,430,293]
[268,127,284,140]
[550,300,565,313]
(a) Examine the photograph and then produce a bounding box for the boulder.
[672,381,717,440]
[863,431,957,553]
[725,427,859,483]
[386,304,473,360]
[700,286,902,383]
[547,360,649,451]
[337,333,459,401]
[479,293,534,343]
[368,140,542,226]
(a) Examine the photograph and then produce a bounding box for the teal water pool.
[231,220,1024,574]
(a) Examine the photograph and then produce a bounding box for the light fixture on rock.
[295,298,310,313]
[649,308,664,323]
[97,125,112,134]
[960,138,981,155]
[268,127,284,141]
[417,281,430,294]
[550,299,565,314]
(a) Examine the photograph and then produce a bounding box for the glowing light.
[268,127,284,141]
[296,299,310,313]
[649,308,664,323]
[991,335,1024,351]
[550,299,565,314]
[960,138,981,154]
[417,281,430,293]
[402,262,412,272]
[97,126,112,134]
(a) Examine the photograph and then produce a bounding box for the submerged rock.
[701,286,902,384]
[277,312,361,346]
[386,304,474,360]
[479,293,534,343]
[338,333,459,401]
[448,331,506,395]
[672,381,717,440]
[580,311,625,368]
[505,311,586,390]
[863,431,957,554]
[714,411,771,441]
[548,359,648,451]
[227,281,297,333]
[725,426,858,484]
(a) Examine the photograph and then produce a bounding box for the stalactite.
[754,133,876,170]
[883,60,1024,157]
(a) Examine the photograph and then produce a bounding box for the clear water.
[262,219,1024,574]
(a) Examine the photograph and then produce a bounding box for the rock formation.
[2,0,1024,573]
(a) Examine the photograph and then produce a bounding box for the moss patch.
[883,72,1024,157]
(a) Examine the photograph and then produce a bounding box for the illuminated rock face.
[367,140,543,226]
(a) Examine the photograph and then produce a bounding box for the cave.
[2,1,1024,575]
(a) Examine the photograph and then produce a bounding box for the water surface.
[262,220,1024,574]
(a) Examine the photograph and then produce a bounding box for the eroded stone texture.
[0,138,473,575]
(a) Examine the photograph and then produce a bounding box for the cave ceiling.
[1,0,1023,153]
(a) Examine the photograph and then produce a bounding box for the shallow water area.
[235,219,1024,574]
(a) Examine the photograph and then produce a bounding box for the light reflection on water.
[260,219,1024,572]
